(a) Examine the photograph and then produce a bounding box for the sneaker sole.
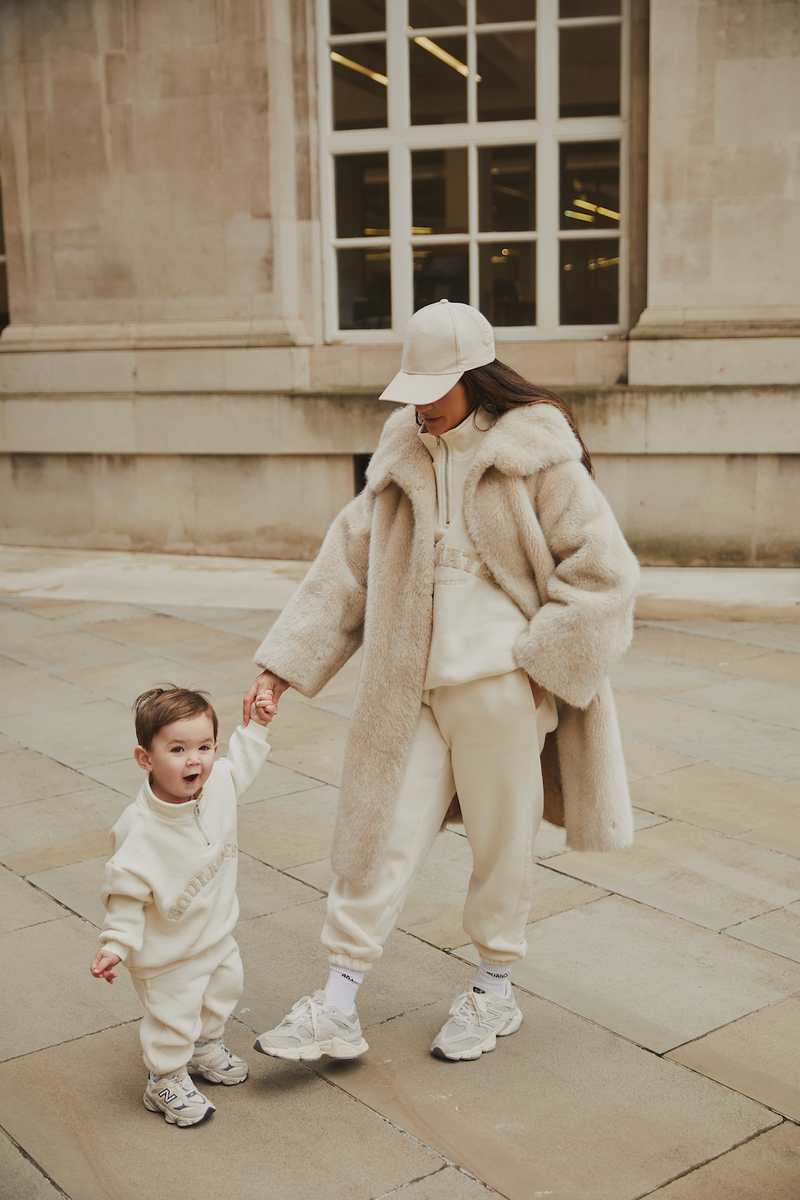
[253,1034,369,1061]
[189,1065,249,1085]
[431,1006,523,1062]
[142,1093,215,1126]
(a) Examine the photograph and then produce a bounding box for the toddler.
[90,684,273,1126]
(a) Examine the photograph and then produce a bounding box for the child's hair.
[133,685,219,750]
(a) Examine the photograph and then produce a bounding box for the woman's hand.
[243,671,289,726]
[528,677,546,710]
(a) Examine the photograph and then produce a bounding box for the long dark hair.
[459,359,594,477]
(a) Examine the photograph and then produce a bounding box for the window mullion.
[388,1,411,335]
[536,0,560,337]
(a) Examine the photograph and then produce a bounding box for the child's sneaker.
[431,986,523,1061]
[253,989,369,1061]
[189,1039,249,1085]
[143,1070,215,1126]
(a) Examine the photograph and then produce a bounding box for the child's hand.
[252,689,277,726]
[90,949,121,984]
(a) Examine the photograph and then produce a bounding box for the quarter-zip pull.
[193,802,211,847]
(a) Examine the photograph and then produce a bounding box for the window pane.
[477,32,536,122]
[560,141,619,230]
[338,248,391,329]
[335,154,390,238]
[559,24,620,118]
[477,1,536,21]
[409,0,466,27]
[332,43,387,131]
[560,239,618,325]
[413,243,469,308]
[330,0,385,35]
[560,0,619,16]
[410,36,468,125]
[412,148,468,234]
[479,144,535,232]
[479,242,536,326]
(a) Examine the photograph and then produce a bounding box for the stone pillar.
[629,0,800,385]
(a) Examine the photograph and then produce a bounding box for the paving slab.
[80,756,146,798]
[0,656,100,719]
[0,1128,64,1200]
[610,653,730,696]
[0,828,110,875]
[9,598,154,623]
[724,899,800,963]
[646,620,800,653]
[0,731,18,753]
[716,650,800,686]
[740,812,800,857]
[0,698,134,771]
[82,614,220,645]
[390,1167,502,1199]
[56,656,245,708]
[236,901,473,1030]
[0,864,66,934]
[631,626,771,668]
[670,677,800,731]
[150,631,261,670]
[667,996,800,1122]
[642,1122,800,1199]
[0,747,95,808]
[549,820,800,929]
[315,992,779,1200]
[266,697,351,751]
[236,758,321,804]
[622,741,699,781]
[2,623,152,675]
[0,1021,444,1200]
[0,785,127,852]
[631,762,800,834]
[269,737,348,787]
[614,691,743,747]
[454,896,800,1052]
[663,718,800,781]
[237,784,339,869]
[0,917,142,1060]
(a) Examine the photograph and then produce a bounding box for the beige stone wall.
[0,0,320,341]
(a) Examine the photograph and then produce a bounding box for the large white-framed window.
[317,0,628,343]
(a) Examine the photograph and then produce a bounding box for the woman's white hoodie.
[99,722,269,977]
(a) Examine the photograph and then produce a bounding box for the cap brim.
[379,369,465,405]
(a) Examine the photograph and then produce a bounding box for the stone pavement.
[1,547,799,1200]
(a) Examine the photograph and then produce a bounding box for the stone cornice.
[0,318,314,352]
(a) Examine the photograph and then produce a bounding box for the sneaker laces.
[448,989,490,1024]
[281,993,324,1036]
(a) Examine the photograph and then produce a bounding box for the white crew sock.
[472,960,511,998]
[324,965,364,1014]
[148,1071,163,1084]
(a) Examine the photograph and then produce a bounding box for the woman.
[243,300,639,1063]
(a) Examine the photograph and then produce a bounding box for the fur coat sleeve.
[512,457,640,709]
[253,487,373,696]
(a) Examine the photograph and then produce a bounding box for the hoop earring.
[414,410,423,427]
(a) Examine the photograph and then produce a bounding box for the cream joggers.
[130,934,243,1075]
[323,670,558,972]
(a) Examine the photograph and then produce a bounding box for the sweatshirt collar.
[140,777,202,819]
[418,410,491,460]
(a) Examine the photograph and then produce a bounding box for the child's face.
[134,712,218,805]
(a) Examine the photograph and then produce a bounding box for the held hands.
[90,949,121,984]
[243,671,289,727]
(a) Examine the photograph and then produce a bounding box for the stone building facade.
[0,0,797,564]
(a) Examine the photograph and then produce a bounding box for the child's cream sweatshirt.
[99,722,270,977]
[419,413,531,689]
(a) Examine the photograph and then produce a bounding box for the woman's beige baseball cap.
[379,299,495,405]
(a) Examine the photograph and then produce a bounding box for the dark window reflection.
[335,154,390,238]
[560,0,619,16]
[479,242,536,326]
[479,144,535,231]
[413,244,469,308]
[410,36,468,125]
[333,42,388,130]
[560,239,618,325]
[412,148,468,234]
[477,32,536,122]
[560,142,619,230]
[409,0,466,26]
[338,247,391,329]
[330,0,385,35]
[559,24,620,117]
[0,188,7,330]
[477,0,536,20]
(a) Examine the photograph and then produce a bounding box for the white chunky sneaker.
[431,986,523,1061]
[188,1039,249,1085]
[143,1070,216,1126]
[253,989,369,1061]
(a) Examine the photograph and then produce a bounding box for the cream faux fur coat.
[255,402,640,888]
